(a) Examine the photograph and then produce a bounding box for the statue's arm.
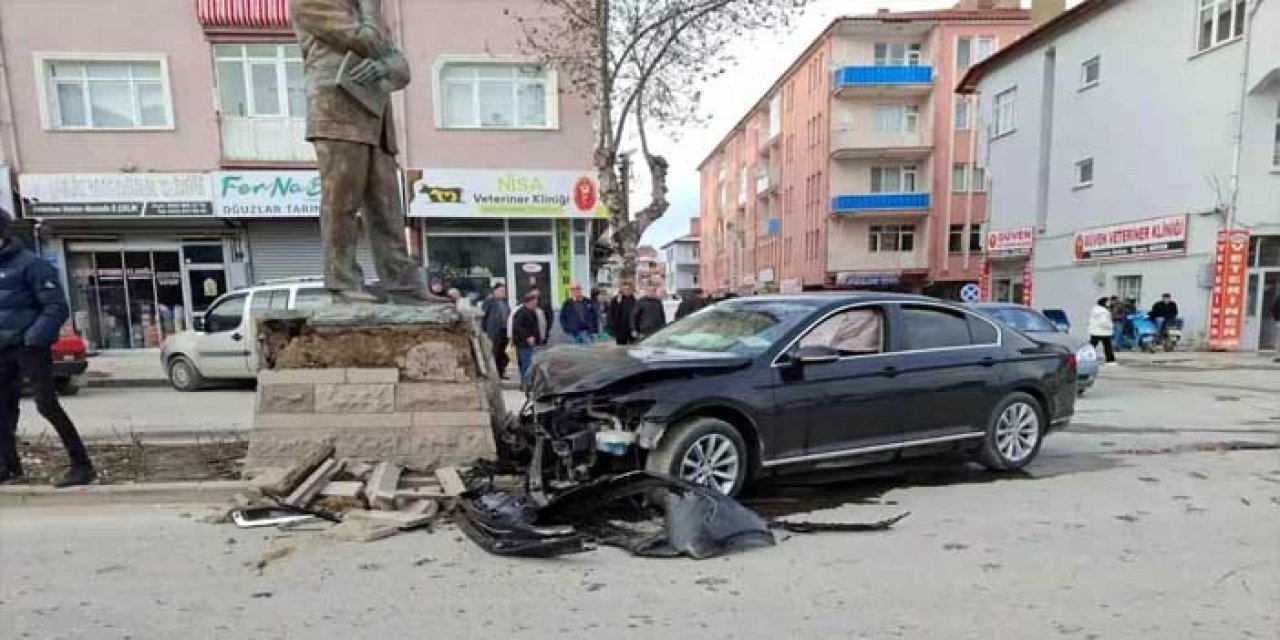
[292,0,387,59]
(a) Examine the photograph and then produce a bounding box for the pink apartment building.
[699,0,1031,298]
[0,0,595,350]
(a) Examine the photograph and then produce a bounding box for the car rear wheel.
[976,392,1046,471]
[645,416,748,497]
[168,356,205,392]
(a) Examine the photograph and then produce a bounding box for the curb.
[86,377,172,390]
[0,480,249,508]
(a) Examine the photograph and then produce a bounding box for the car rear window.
[898,305,974,351]
[985,307,1057,333]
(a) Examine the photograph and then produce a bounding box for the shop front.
[212,170,376,284]
[19,173,244,350]
[1242,234,1280,351]
[983,226,1036,305]
[407,169,604,305]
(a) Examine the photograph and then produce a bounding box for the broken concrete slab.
[319,481,364,498]
[367,462,402,510]
[262,441,335,499]
[435,466,466,497]
[285,458,340,508]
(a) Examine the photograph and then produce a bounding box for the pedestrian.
[0,214,94,487]
[675,288,706,320]
[607,280,638,345]
[558,283,598,344]
[633,285,667,340]
[511,292,544,380]
[480,284,511,379]
[1149,292,1179,338]
[1088,297,1118,365]
[527,283,555,342]
[1107,295,1125,347]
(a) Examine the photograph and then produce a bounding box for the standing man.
[291,0,436,302]
[527,284,554,342]
[675,288,706,320]
[607,280,638,345]
[480,284,511,379]
[633,285,668,340]
[558,283,598,344]
[0,215,93,486]
[511,292,544,380]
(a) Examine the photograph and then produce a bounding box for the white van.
[160,277,331,391]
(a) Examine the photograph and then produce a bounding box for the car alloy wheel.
[679,433,742,495]
[994,401,1040,463]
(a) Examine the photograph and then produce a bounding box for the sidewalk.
[1115,348,1280,371]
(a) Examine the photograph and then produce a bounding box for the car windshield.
[640,298,824,355]
[984,307,1058,333]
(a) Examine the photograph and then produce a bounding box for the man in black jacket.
[1149,293,1179,340]
[480,284,511,379]
[675,288,706,320]
[607,280,638,345]
[511,292,544,380]
[633,285,667,339]
[0,215,94,486]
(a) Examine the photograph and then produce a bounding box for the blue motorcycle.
[1118,311,1161,353]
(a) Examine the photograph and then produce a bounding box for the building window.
[214,44,304,118]
[948,224,983,253]
[437,61,556,129]
[1075,158,1094,188]
[955,98,972,130]
[38,56,172,130]
[1080,56,1101,90]
[869,225,916,252]
[952,163,969,192]
[870,165,918,193]
[956,36,995,69]
[993,87,1017,137]
[973,165,987,192]
[1198,0,1246,52]
[874,43,922,67]
[1115,275,1142,304]
[874,105,920,134]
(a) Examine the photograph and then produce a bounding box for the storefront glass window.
[509,235,553,255]
[68,250,186,350]
[508,219,552,232]
[426,236,508,299]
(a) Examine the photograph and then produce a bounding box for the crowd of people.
[472,279,718,380]
[1088,292,1181,363]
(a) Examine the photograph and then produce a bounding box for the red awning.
[196,0,291,30]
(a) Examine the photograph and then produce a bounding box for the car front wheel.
[976,392,1046,471]
[645,416,748,497]
[168,356,205,392]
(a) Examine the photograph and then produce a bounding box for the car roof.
[970,302,1036,311]
[732,292,941,305]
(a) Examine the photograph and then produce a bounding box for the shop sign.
[986,226,1035,258]
[407,169,607,219]
[1073,215,1188,262]
[978,261,991,301]
[1021,259,1034,306]
[1207,229,1250,351]
[20,173,213,218]
[555,219,573,301]
[838,272,899,287]
[212,171,321,217]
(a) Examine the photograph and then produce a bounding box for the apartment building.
[960,0,1280,350]
[661,217,701,295]
[698,0,1032,297]
[0,0,594,350]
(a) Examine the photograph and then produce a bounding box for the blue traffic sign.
[960,283,981,302]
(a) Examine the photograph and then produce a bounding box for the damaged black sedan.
[513,293,1077,497]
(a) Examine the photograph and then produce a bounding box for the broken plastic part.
[635,420,666,449]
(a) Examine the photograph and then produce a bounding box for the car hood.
[525,345,752,397]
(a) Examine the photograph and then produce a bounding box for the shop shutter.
[245,220,376,284]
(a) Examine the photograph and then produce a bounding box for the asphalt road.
[4,365,1278,638]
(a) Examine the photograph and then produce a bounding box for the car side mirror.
[794,344,840,365]
[194,316,206,332]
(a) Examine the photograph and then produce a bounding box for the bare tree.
[512,0,811,280]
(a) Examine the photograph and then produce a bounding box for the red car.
[48,322,88,395]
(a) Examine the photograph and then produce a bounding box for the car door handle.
[231,332,243,341]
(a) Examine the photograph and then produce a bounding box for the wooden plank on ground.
[434,466,466,497]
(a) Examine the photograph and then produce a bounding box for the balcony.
[755,165,778,196]
[833,65,934,99]
[831,192,930,214]
[221,117,315,163]
[830,128,932,161]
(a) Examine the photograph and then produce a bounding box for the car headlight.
[1077,344,1097,361]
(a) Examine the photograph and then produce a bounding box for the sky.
[637,0,1003,249]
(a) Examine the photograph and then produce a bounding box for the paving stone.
[395,383,485,412]
[259,369,345,385]
[256,384,315,413]
[255,412,412,430]
[346,368,401,384]
[410,411,491,428]
[314,384,395,414]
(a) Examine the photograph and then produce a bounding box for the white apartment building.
[661,217,701,295]
[960,0,1280,350]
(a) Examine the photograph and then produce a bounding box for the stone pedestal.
[246,303,502,469]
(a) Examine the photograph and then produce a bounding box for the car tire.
[645,416,748,498]
[976,392,1046,472]
[56,377,82,396]
[168,356,205,392]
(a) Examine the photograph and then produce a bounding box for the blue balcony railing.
[832,192,930,213]
[834,65,933,87]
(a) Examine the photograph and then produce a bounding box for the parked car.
[519,293,1078,496]
[971,303,1100,395]
[160,278,333,391]
[46,322,88,396]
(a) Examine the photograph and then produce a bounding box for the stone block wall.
[247,367,498,468]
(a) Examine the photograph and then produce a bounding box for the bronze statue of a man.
[291,0,428,301]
